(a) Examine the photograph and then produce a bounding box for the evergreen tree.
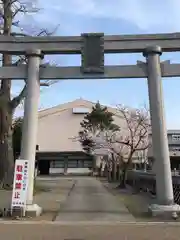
[78,130,95,154]
[79,102,119,153]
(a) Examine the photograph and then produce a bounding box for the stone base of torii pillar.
[148,204,180,219]
[25,204,42,217]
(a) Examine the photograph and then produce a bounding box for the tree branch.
[117,106,134,144]
[10,84,26,110]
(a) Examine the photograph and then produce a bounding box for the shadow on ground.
[100,178,180,222]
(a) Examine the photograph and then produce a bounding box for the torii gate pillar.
[144,46,180,216]
[20,49,43,216]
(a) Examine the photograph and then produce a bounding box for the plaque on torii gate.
[81,33,104,74]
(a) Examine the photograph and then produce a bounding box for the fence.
[127,170,180,204]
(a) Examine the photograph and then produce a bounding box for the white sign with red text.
[11,159,29,212]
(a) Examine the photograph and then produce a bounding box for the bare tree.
[108,134,128,182]
[92,106,150,186]
[95,130,127,181]
[113,105,150,188]
[0,0,58,188]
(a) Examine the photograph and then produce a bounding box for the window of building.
[172,135,180,141]
[72,108,90,114]
[51,160,64,168]
[77,160,84,168]
[84,160,92,168]
[68,160,78,168]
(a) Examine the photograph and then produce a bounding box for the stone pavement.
[1,222,180,239]
[33,176,76,220]
[55,177,135,222]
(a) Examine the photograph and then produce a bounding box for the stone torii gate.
[3,32,180,216]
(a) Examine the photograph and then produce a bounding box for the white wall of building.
[37,99,128,153]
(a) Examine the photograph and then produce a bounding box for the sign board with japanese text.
[11,159,29,215]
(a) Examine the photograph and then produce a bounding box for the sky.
[13,0,180,129]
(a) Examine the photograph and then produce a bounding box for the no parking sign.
[11,159,29,215]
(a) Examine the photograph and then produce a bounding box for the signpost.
[11,159,29,216]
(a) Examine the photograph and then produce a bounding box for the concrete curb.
[1,220,180,225]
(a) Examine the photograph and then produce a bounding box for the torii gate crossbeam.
[0,62,180,79]
[0,32,180,54]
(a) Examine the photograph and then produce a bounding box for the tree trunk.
[119,158,132,188]
[112,161,117,182]
[119,164,128,188]
[64,157,68,175]
[0,106,14,188]
[103,163,108,178]
[3,126,14,187]
[119,154,133,188]
[108,169,111,182]
[117,164,120,181]
[0,0,14,188]
[107,163,110,181]
[111,153,117,182]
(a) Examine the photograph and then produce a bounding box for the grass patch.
[117,193,151,220]
[103,182,152,220]
[33,181,51,196]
